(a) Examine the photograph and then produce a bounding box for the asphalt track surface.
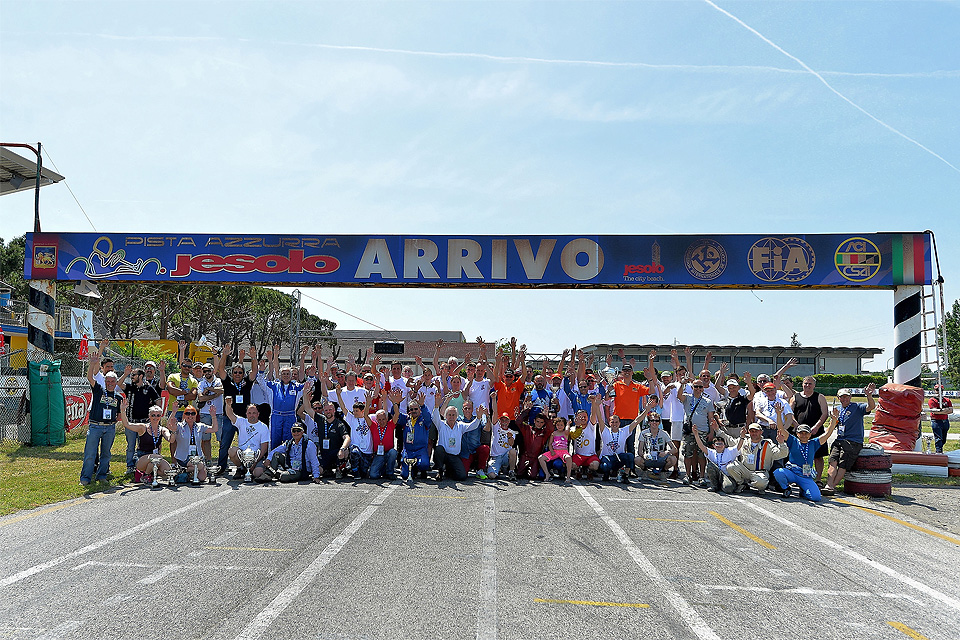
[1,475,958,640]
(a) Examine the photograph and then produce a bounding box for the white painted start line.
[0,487,233,589]
[695,584,926,606]
[477,486,497,640]
[232,482,401,640]
[737,498,960,613]
[575,482,722,640]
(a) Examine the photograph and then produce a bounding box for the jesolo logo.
[834,237,881,282]
[33,246,57,269]
[169,250,340,278]
[684,239,727,280]
[746,236,815,283]
[623,241,665,276]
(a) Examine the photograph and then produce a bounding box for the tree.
[790,332,802,348]
[938,299,960,388]
[0,235,28,301]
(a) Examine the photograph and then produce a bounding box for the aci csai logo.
[684,239,727,280]
[834,237,881,282]
[746,236,815,283]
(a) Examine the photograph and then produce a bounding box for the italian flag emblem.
[892,233,929,285]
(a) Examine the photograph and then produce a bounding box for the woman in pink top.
[539,416,574,483]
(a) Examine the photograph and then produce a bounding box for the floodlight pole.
[3,142,57,359]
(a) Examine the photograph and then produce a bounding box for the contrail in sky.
[84,32,959,79]
[702,0,960,176]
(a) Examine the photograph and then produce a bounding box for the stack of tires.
[844,444,892,497]
[948,451,960,478]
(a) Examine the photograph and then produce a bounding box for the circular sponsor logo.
[834,237,881,282]
[684,239,727,281]
[746,236,816,283]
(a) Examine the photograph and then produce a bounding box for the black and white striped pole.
[893,285,922,387]
[27,280,57,360]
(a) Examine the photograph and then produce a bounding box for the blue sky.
[2,1,958,370]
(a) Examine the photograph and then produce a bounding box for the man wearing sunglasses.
[165,359,199,421]
[676,374,717,486]
[638,410,678,480]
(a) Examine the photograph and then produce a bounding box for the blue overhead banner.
[24,232,932,289]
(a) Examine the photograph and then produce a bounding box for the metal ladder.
[919,231,949,396]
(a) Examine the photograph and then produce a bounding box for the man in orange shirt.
[494,353,526,420]
[611,350,657,458]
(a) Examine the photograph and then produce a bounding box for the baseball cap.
[726,379,740,387]
[144,361,157,368]
[747,423,763,431]
[551,374,562,380]
[500,412,511,419]
[837,388,852,397]
[796,424,812,433]
[291,423,305,432]
[762,382,776,390]
[622,363,633,370]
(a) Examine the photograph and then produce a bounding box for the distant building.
[581,344,883,377]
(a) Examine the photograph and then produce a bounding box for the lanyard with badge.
[800,440,813,477]
[377,422,387,456]
[102,389,117,421]
[187,422,199,456]
[291,440,302,470]
[746,442,760,470]
[406,416,416,444]
[319,417,331,450]
[150,426,163,455]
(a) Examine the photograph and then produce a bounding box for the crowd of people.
[80,337,884,502]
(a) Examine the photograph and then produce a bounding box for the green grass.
[0,427,224,517]
[0,428,128,516]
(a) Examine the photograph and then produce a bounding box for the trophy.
[147,454,164,488]
[165,463,182,487]
[404,457,419,482]
[922,434,934,454]
[187,454,204,485]
[206,461,220,484]
[240,447,259,482]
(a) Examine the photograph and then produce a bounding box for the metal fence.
[0,346,154,445]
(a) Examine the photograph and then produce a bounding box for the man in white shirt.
[224,398,270,481]
[751,382,796,438]
[431,395,486,481]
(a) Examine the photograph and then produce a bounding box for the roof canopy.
[0,146,64,196]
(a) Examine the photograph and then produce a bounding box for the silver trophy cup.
[404,457,419,482]
[165,463,182,487]
[922,434,934,454]
[147,454,164,488]
[206,462,220,484]
[240,447,259,482]
[187,454,204,484]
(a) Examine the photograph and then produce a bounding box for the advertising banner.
[64,392,91,432]
[24,232,932,289]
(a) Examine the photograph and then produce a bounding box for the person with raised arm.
[300,379,351,478]
[774,404,839,501]
[81,349,124,486]
[224,396,270,481]
[430,391,487,481]
[822,384,875,496]
[123,403,174,483]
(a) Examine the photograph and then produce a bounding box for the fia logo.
[746,237,816,283]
